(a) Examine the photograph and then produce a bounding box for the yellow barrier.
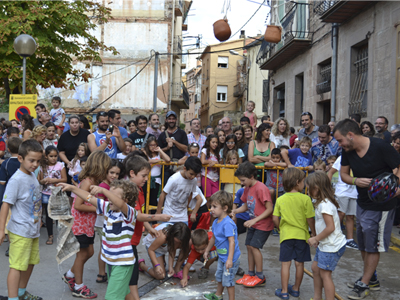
[144,161,309,214]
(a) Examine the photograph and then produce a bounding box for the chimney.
[239,30,245,39]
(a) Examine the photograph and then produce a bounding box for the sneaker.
[236,267,245,276]
[236,274,252,285]
[348,281,370,300]
[346,240,359,250]
[203,293,222,300]
[243,276,266,288]
[5,247,9,257]
[198,267,209,279]
[189,265,196,272]
[72,285,97,299]
[272,228,279,236]
[347,277,380,291]
[62,273,75,292]
[19,291,43,300]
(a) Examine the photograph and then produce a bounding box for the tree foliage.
[0,1,118,102]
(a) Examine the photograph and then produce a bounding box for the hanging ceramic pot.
[264,25,282,43]
[213,19,231,42]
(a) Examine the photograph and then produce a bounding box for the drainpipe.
[331,23,338,122]
[169,0,176,111]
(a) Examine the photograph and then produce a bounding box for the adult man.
[333,119,400,299]
[108,109,128,138]
[34,104,47,126]
[187,118,206,157]
[328,121,335,135]
[390,124,400,137]
[311,124,341,164]
[88,111,125,158]
[374,116,391,143]
[158,111,188,160]
[146,113,161,139]
[221,116,233,136]
[128,115,152,150]
[37,112,51,125]
[350,114,361,126]
[298,112,319,141]
[240,116,250,126]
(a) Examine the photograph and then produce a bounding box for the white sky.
[184,0,271,47]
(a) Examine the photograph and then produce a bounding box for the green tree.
[0,1,118,102]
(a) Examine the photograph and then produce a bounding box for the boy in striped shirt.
[59,180,171,300]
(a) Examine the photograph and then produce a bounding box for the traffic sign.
[9,94,37,121]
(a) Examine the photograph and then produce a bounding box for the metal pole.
[153,52,159,113]
[331,23,338,122]
[22,57,26,94]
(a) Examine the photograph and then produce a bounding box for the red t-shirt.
[290,134,298,148]
[131,187,144,246]
[0,139,5,151]
[187,231,216,264]
[241,181,274,231]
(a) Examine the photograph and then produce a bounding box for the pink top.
[71,178,96,237]
[244,111,256,128]
[41,162,65,195]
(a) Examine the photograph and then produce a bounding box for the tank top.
[92,131,118,158]
[253,140,271,166]
[244,111,256,127]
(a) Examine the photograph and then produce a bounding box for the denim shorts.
[42,194,50,204]
[145,245,167,258]
[215,257,240,287]
[314,245,346,271]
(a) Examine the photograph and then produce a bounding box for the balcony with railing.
[256,2,313,71]
[171,81,189,109]
[173,36,182,59]
[314,1,376,23]
[234,83,245,98]
[175,0,192,23]
[316,63,331,94]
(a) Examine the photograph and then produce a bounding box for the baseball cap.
[166,111,177,118]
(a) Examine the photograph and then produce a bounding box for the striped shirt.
[96,198,137,265]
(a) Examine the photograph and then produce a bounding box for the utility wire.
[230,0,267,39]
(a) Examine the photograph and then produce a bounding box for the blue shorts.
[314,245,346,271]
[215,258,240,287]
[279,239,311,262]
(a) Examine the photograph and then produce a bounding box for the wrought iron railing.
[316,64,331,94]
[313,0,339,16]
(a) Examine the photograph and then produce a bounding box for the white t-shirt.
[163,172,196,223]
[142,222,171,255]
[315,199,346,252]
[188,186,207,209]
[149,153,162,185]
[117,153,127,160]
[201,148,219,182]
[332,156,358,198]
[270,133,290,149]
[50,107,65,126]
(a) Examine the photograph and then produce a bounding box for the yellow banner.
[9,94,37,121]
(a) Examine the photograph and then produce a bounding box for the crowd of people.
[0,96,400,300]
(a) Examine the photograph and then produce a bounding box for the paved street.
[1,225,400,300]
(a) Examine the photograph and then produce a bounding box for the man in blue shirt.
[108,109,128,139]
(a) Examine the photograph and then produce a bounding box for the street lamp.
[13,34,37,94]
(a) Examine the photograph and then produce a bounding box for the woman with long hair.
[270,117,290,148]
[21,114,35,140]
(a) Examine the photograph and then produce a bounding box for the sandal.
[138,259,145,272]
[275,289,290,299]
[288,284,300,297]
[46,236,53,245]
[96,274,107,283]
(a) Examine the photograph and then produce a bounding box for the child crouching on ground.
[273,168,316,299]
[181,229,218,287]
[59,180,172,300]
[306,172,346,300]
[232,161,274,288]
[203,190,240,300]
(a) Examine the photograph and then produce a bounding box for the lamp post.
[13,34,37,94]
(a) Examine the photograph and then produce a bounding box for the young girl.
[142,136,170,207]
[313,158,327,172]
[94,159,124,284]
[43,122,58,149]
[215,128,226,149]
[178,142,201,187]
[201,134,220,206]
[244,101,257,129]
[38,146,67,245]
[220,134,244,164]
[69,143,91,186]
[306,172,346,300]
[62,151,111,299]
[139,222,191,280]
[223,150,241,195]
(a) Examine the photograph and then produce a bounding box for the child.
[62,151,111,299]
[117,137,134,160]
[179,142,201,187]
[181,229,218,287]
[43,122,58,149]
[69,143,90,187]
[215,128,226,149]
[157,156,202,224]
[244,100,257,129]
[223,150,241,194]
[139,222,191,280]
[326,155,337,172]
[272,168,316,299]
[306,172,347,300]
[188,186,209,230]
[281,136,313,169]
[220,134,244,164]
[0,124,6,158]
[59,180,171,300]
[232,187,249,235]
[265,148,286,200]
[0,140,43,300]
[94,159,124,283]
[232,161,274,288]
[200,134,220,205]
[38,146,67,245]
[142,136,170,207]
[313,158,326,172]
[50,96,66,136]
[203,191,241,300]
[72,156,88,186]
